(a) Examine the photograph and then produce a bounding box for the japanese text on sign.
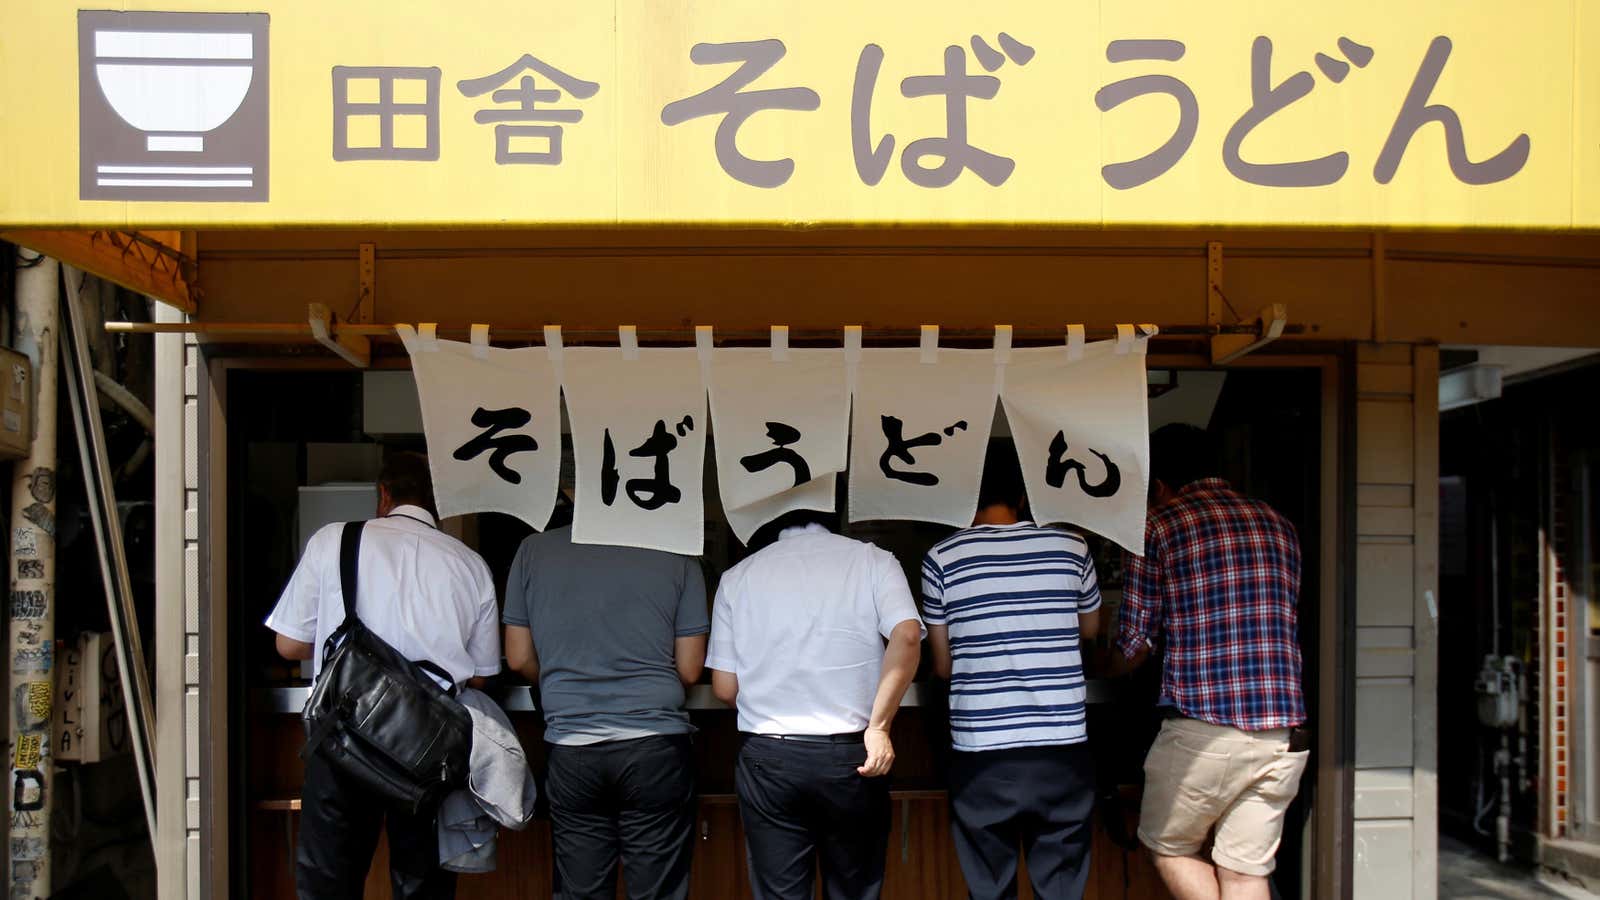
[333,33,1528,189]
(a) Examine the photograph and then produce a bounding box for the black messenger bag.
[300,521,473,815]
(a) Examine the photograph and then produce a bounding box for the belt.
[743,731,865,745]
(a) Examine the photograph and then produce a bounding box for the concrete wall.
[1352,344,1440,900]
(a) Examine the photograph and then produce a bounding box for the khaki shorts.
[1138,717,1308,877]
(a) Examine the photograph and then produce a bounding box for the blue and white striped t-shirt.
[921,523,1102,751]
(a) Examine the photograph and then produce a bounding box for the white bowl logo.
[79,11,269,202]
[94,30,254,152]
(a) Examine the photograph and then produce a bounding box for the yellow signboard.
[0,0,1595,229]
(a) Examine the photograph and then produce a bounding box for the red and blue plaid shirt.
[1117,479,1305,731]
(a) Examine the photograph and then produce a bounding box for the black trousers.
[735,735,891,900]
[545,734,697,900]
[947,743,1095,900]
[296,752,456,900]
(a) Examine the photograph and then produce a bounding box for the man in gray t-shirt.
[503,526,708,900]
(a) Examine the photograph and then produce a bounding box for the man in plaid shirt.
[1111,424,1307,900]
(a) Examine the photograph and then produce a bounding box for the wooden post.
[7,251,59,900]
[1411,344,1441,900]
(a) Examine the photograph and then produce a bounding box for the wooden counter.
[244,692,1171,900]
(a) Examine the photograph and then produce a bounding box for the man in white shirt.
[707,511,924,900]
[266,452,500,900]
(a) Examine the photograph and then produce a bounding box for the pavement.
[1441,835,1599,900]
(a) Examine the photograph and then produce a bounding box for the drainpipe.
[1497,717,1513,862]
[6,251,60,900]
[1516,662,1531,796]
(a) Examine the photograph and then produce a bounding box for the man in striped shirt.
[922,446,1103,900]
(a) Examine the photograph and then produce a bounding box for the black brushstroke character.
[740,422,811,487]
[879,415,965,487]
[601,430,621,505]
[603,418,693,510]
[1044,432,1121,498]
[453,407,539,484]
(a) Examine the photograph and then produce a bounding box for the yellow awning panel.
[0,0,1595,231]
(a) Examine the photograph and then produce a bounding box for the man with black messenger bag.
[267,453,501,900]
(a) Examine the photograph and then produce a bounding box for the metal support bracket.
[308,302,370,367]
[1206,240,1288,363]
[1212,303,1289,364]
[357,242,376,326]
[306,242,377,366]
[1207,240,1224,330]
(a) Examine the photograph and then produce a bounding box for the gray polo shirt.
[502,526,709,745]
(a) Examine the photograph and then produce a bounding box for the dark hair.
[744,508,837,554]
[378,451,437,517]
[1149,424,1219,492]
[977,441,1027,512]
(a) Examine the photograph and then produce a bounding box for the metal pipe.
[58,267,159,844]
[102,320,1303,340]
[1497,733,1512,862]
[117,438,152,483]
[7,251,59,899]
[1472,747,1494,836]
[91,370,155,434]
[1516,662,1531,794]
[1491,511,1501,657]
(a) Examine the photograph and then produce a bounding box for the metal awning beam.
[1211,303,1290,365]
[3,229,196,313]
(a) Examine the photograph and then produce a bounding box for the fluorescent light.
[1439,365,1503,412]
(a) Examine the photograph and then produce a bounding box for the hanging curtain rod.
[103,321,1299,340]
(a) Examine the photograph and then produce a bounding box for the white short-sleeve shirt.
[707,524,924,735]
[265,505,501,684]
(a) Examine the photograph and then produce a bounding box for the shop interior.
[222,357,1325,900]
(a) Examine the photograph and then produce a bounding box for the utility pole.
[6,250,59,900]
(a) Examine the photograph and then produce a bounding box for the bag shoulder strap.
[339,520,365,626]
[300,706,343,761]
[334,519,459,694]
